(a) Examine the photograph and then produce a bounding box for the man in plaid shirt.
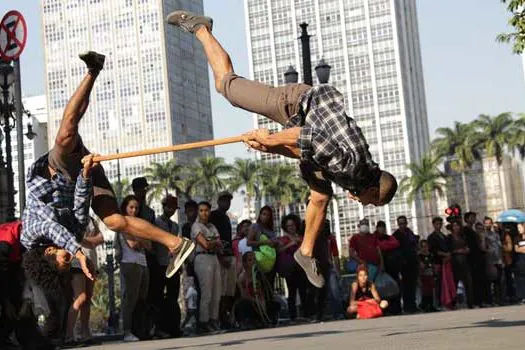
[168,12,398,288]
[21,52,195,281]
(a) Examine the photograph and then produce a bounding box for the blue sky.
[1,0,525,163]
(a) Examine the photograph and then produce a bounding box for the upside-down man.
[167,11,398,287]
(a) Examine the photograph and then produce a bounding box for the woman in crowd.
[347,265,388,319]
[119,195,151,342]
[447,221,474,309]
[502,226,515,302]
[191,201,223,333]
[513,222,525,303]
[277,214,308,321]
[247,206,279,285]
[65,217,104,345]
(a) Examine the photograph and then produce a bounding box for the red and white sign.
[0,10,27,61]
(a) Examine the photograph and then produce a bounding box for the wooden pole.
[92,135,245,162]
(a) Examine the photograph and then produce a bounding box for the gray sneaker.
[166,10,213,33]
[294,250,325,288]
[166,238,195,278]
[79,51,105,71]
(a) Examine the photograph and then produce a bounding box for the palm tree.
[227,158,263,215]
[473,113,514,210]
[144,158,185,203]
[191,156,232,200]
[261,163,303,222]
[111,178,132,204]
[511,114,525,160]
[432,121,480,211]
[399,154,448,218]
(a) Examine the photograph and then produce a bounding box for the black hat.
[132,177,149,190]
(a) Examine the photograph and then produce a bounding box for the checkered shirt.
[287,84,380,193]
[20,153,93,254]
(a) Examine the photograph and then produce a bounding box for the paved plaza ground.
[86,305,525,350]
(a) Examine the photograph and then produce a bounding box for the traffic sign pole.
[14,58,24,211]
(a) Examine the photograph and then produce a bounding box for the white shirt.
[185,286,198,310]
[191,221,220,253]
[237,237,252,256]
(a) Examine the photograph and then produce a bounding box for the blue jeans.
[326,266,345,318]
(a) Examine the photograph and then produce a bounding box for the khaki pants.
[194,254,222,323]
[219,72,310,126]
[221,256,237,297]
[219,73,332,195]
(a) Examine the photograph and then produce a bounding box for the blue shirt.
[21,153,92,254]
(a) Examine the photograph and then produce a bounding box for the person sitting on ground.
[167,11,397,288]
[234,252,279,329]
[347,265,388,319]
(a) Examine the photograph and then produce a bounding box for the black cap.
[132,177,149,190]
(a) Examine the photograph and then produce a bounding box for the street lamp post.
[105,239,117,333]
[0,62,16,222]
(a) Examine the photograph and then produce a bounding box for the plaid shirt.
[287,85,380,193]
[20,153,92,254]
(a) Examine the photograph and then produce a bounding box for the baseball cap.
[132,177,149,190]
[217,191,233,200]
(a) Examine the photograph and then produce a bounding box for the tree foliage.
[497,0,525,54]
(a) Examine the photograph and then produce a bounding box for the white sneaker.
[166,238,196,278]
[123,333,140,342]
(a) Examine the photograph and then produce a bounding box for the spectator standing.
[375,221,401,314]
[191,202,222,333]
[349,218,382,280]
[65,217,104,345]
[181,277,199,331]
[278,214,308,321]
[513,222,525,302]
[311,221,345,321]
[151,195,181,337]
[484,217,503,305]
[418,240,436,312]
[181,200,198,240]
[464,212,488,307]
[502,227,515,302]
[393,216,419,313]
[247,206,279,286]
[209,191,236,329]
[233,220,252,268]
[119,195,151,342]
[427,217,450,309]
[447,221,474,309]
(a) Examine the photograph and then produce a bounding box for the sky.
[1,0,525,164]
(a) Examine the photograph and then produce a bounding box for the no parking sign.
[0,10,27,61]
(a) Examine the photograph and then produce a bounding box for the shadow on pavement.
[384,319,525,337]
[157,328,381,349]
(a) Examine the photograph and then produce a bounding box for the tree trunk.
[461,171,470,211]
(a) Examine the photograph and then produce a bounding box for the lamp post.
[105,239,117,333]
[0,61,16,222]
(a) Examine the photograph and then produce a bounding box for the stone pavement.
[88,305,525,350]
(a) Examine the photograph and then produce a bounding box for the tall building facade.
[244,0,430,253]
[441,156,525,220]
[41,0,214,200]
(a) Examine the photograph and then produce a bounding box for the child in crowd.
[181,277,198,333]
[234,252,279,329]
[347,265,388,319]
[419,240,437,312]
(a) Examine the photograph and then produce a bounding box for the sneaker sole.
[166,240,195,278]
[293,251,325,288]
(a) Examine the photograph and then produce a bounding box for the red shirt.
[328,235,339,257]
[0,221,23,263]
[349,233,380,265]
